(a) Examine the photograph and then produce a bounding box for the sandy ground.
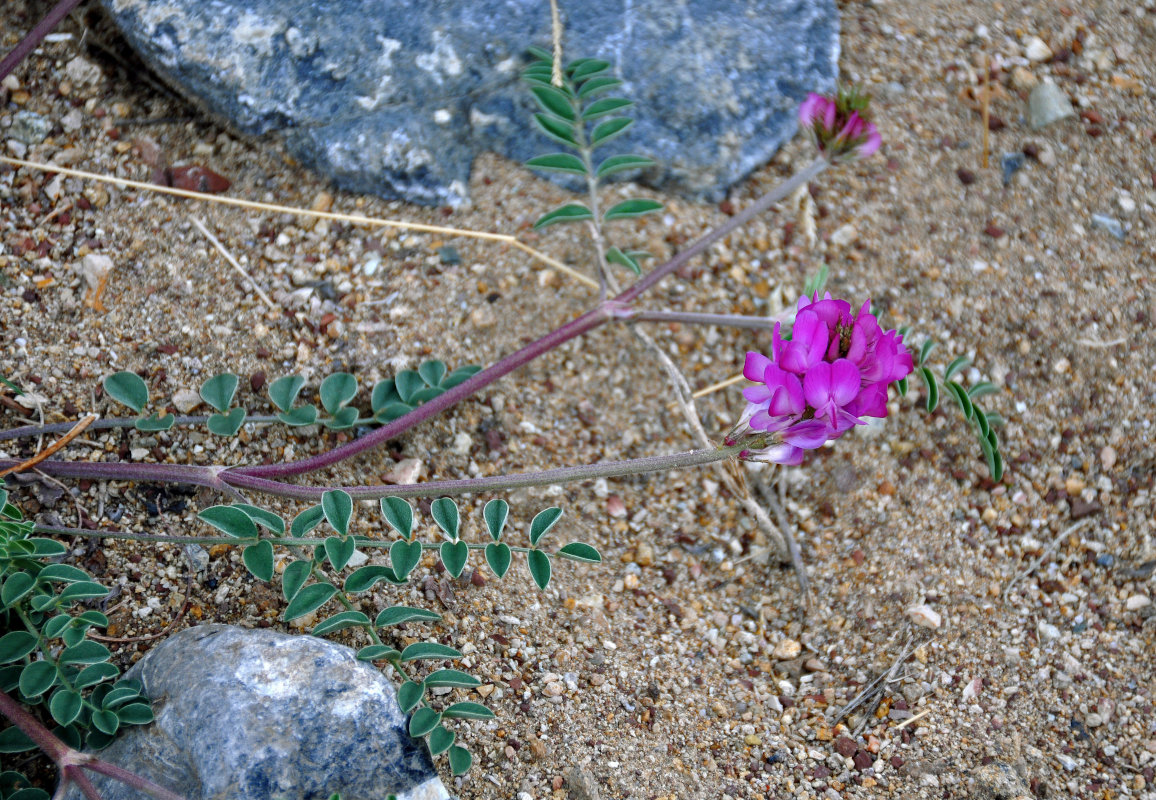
[1,1,1155,798]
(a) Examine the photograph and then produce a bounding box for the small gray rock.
[970,761,1031,800]
[1090,213,1124,240]
[66,625,447,800]
[9,110,52,145]
[1028,83,1075,130]
[98,0,839,205]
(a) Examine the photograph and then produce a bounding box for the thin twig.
[0,0,85,81]
[981,53,991,170]
[0,156,598,289]
[833,635,916,734]
[1003,519,1094,602]
[0,414,97,477]
[549,0,564,88]
[1074,337,1126,348]
[891,708,931,731]
[692,373,746,400]
[190,216,278,313]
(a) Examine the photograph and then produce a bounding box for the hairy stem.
[626,309,793,330]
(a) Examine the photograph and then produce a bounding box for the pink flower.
[798,88,881,161]
[736,293,913,465]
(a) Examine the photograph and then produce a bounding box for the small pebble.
[1024,36,1053,62]
[1038,622,1061,642]
[10,110,51,145]
[772,639,801,660]
[1029,83,1075,129]
[1125,594,1151,611]
[1090,214,1124,240]
[381,458,423,485]
[906,604,942,630]
[172,389,202,414]
[1000,152,1025,185]
[1100,446,1117,470]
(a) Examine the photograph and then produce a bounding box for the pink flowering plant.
[0,43,1004,799]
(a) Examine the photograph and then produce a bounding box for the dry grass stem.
[0,414,98,478]
[1003,518,1094,602]
[0,155,598,289]
[190,216,278,313]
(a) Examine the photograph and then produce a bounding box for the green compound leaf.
[344,565,404,593]
[398,680,424,714]
[945,381,974,421]
[917,340,937,367]
[319,373,358,415]
[441,702,495,720]
[324,536,356,571]
[431,498,459,541]
[896,375,909,397]
[595,154,654,179]
[323,407,359,430]
[408,386,443,405]
[114,702,154,725]
[529,507,563,547]
[389,539,423,581]
[370,379,400,413]
[101,685,142,709]
[570,58,611,80]
[283,583,337,622]
[944,355,971,382]
[440,540,469,579]
[395,370,424,404]
[291,505,326,537]
[1,572,35,607]
[577,75,622,98]
[967,381,999,399]
[400,642,462,662]
[58,582,110,603]
[375,606,442,627]
[199,373,238,413]
[527,550,552,590]
[311,611,370,636]
[448,744,473,776]
[357,645,400,662]
[134,413,175,432]
[589,117,634,147]
[582,96,632,120]
[424,669,480,689]
[380,497,414,539]
[103,372,148,413]
[44,617,74,640]
[418,360,448,387]
[917,367,938,413]
[603,198,663,222]
[59,641,110,665]
[409,707,441,738]
[277,405,319,426]
[18,661,57,697]
[605,247,641,275]
[534,203,593,230]
[281,560,313,603]
[49,689,83,727]
[198,506,258,539]
[206,408,246,436]
[525,153,588,175]
[427,724,456,756]
[29,539,67,557]
[232,505,285,534]
[322,490,354,536]
[533,112,578,146]
[0,726,36,753]
[74,662,119,689]
[482,499,508,542]
[441,365,481,389]
[556,542,602,563]
[484,542,512,578]
[530,85,576,121]
[268,375,306,412]
[91,709,120,736]
[242,541,274,582]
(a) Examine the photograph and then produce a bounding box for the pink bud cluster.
[739,294,913,465]
[798,92,881,161]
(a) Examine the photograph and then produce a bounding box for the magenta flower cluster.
[798,92,881,161]
[739,293,913,465]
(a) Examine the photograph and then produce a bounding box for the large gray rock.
[67,625,447,800]
[99,0,839,205]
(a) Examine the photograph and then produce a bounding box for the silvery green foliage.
[0,489,154,757]
[197,492,600,774]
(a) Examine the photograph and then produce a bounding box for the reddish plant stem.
[232,157,827,480]
[0,690,187,800]
[0,0,85,81]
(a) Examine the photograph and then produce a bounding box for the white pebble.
[1025,36,1053,62]
[1125,594,1150,611]
[906,604,942,629]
